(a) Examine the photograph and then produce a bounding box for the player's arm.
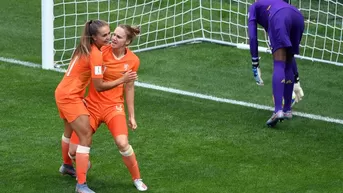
[89,50,137,92]
[125,80,137,129]
[125,59,140,130]
[248,4,263,86]
[125,80,135,119]
[248,5,258,62]
[92,70,137,92]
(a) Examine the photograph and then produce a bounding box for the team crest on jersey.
[124,64,129,71]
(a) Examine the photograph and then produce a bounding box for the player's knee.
[115,137,129,151]
[84,128,93,139]
[63,121,73,137]
[273,48,287,61]
[116,140,129,151]
[63,129,73,138]
[77,125,93,137]
[77,129,93,146]
[114,135,129,150]
[119,144,134,157]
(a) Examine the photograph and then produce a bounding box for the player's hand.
[122,70,138,83]
[128,117,137,130]
[252,58,264,86]
[293,82,304,102]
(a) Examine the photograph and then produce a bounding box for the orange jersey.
[86,45,140,104]
[55,44,104,103]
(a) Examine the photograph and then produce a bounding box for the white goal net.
[42,0,343,69]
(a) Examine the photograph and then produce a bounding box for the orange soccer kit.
[70,45,140,140]
[55,44,104,184]
[55,44,104,123]
[70,45,141,180]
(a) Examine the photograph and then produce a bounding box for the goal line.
[1,55,342,125]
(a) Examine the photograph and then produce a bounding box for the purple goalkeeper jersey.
[248,0,299,58]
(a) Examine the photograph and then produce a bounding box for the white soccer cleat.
[59,163,76,177]
[266,110,284,127]
[283,110,293,120]
[133,179,148,191]
[75,183,95,193]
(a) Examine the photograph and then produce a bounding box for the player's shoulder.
[101,45,111,52]
[101,45,112,54]
[249,1,258,7]
[250,0,271,7]
[126,48,140,62]
[90,44,102,57]
[248,1,257,11]
[100,45,114,61]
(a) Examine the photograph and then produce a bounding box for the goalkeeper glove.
[252,57,264,86]
[293,74,304,102]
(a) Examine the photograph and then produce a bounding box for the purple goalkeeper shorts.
[268,8,305,55]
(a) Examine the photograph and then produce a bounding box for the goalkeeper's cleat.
[283,110,293,120]
[75,183,95,193]
[59,163,76,177]
[266,110,284,127]
[133,179,148,191]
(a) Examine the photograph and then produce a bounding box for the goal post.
[42,0,343,69]
[41,0,54,70]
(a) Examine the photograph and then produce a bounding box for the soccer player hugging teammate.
[55,20,137,193]
[248,0,305,127]
[68,24,148,191]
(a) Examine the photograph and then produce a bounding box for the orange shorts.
[56,100,89,123]
[70,99,128,144]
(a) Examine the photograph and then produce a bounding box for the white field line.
[1,56,343,125]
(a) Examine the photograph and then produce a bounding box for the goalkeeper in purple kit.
[248,0,304,127]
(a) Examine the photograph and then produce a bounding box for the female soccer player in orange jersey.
[55,20,137,193]
[68,24,148,191]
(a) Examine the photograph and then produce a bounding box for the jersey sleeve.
[132,57,140,72]
[89,48,104,79]
[248,4,259,59]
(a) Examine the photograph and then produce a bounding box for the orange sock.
[120,146,141,180]
[76,145,90,184]
[61,135,73,165]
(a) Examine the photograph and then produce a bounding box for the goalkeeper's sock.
[283,61,295,112]
[272,60,286,112]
